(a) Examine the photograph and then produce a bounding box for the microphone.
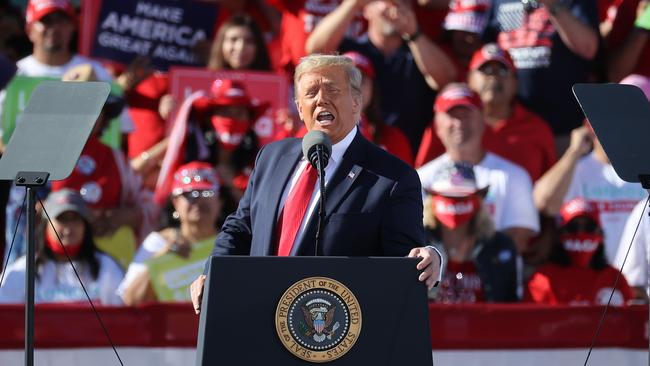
[301,130,332,256]
[302,130,332,171]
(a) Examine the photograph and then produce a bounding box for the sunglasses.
[177,190,216,201]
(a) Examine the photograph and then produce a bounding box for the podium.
[196,256,433,365]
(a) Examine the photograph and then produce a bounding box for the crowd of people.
[0,0,649,307]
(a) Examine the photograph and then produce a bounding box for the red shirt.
[605,0,650,78]
[415,4,448,42]
[267,0,367,71]
[360,117,414,166]
[52,136,122,209]
[526,264,635,306]
[377,125,414,167]
[126,73,169,159]
[435,260,485,304]
[415,103,556,181]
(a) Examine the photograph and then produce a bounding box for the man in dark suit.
[191,54,441,313]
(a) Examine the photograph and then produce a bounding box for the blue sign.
[89,0,219,70]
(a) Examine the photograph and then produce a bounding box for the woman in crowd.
[119,162,225,305]
[344,51,414,166]
[207,14,272,71]
[0,190,123,305]
[526,197,635,305]
[424,161,519,303]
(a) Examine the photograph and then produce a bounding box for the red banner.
[0,303,646,349]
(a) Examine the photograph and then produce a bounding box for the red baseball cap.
[26,0,75,26]
[192,79,269,117]
[560,197,600,226]
[343,51,375,78]
[434,84,482,113]
[469,43,516,73]
[443,0,491,34]
[171,162,220,196]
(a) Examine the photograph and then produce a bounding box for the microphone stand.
[314,145,327,257]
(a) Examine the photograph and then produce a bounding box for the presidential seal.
[275,277,362,363]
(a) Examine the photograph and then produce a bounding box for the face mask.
[432,194,479,229]
[45,228,83,258]
[561,232,603,267]
[211,116,250,151]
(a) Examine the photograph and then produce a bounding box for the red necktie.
[276,163,318,256]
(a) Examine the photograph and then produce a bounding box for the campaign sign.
[80,0,219,71]
[168,67,289,145]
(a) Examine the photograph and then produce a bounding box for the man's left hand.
[383,0,418,37]
[408,247,441,290]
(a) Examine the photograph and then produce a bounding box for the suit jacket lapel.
[323,131,365,218]
[260,142,301,255]
[292,131,366,256]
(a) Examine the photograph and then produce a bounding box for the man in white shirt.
[613,198,649,300]
[418,83,539,254]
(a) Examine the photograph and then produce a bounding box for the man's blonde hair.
[293,54,362,99]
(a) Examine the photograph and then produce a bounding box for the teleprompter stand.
[0,81,110,366]
[196,256,433,365]
[573,83,650,363]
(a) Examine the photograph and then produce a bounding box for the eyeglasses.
[477,64,511,77]
[177,190,216,201]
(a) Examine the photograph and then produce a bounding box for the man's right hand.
[190,275,206,315]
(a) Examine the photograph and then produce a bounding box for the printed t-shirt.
[484,0,599,134]
[436,260,485,303]
[564,152,647,261]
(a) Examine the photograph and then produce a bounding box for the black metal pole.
[25,186,35,366]
[314,146,327,257]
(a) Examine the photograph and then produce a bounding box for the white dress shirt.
[278,127,357,247]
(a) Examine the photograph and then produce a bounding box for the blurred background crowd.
[0,0,649,308]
